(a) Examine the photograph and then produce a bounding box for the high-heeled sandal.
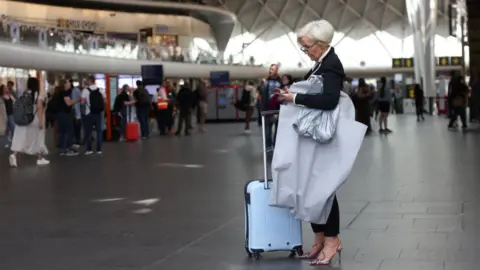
[299,243,323,260]
[310,240,342,265]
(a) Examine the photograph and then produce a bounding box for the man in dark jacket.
[175,82,194,136]
[260,64,282,151]
[133,80,151,139]
[448,75,468,130]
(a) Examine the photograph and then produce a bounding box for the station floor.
[0,115,478,270]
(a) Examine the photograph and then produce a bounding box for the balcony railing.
[0,20,261,67]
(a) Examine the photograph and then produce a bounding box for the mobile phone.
[274,88,284,94]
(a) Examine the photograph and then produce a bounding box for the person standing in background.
[259,64,282,151]
[376,77,393,133]
[9,77,49,167]
[6,81,16,98]
[70,79,83,147]
[175,82,194,136]
[81,75,105,155]
[113,84,131,141]
[57,79,82,156]
[447,70,457,120]
[132,80,152,139]
[196,79,208,132]
[352,78,372,134]
[155,85,169,135]
[165,81,176,135]
[414,84,425,121]
[243,81,257,133]
[390,80,397,115]
[1,84,16,148]
[448,74,468,130]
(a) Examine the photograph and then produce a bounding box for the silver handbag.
[291,75,340,143]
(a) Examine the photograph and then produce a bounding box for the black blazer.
[295,47,345,110]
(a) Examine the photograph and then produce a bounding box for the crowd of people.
[1,69,476,168]
[112,79,209,139]
[251,66,425,142]
[0,75,216,167]
[343,77,430,134]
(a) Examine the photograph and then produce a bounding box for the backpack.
[88,89,105,113]
[137,88,151,106]
[13,91,36,126]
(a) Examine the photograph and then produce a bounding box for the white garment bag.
[269,93,367,224]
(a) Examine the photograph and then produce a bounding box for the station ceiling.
[201,0,452,41]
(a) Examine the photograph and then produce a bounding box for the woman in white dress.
[9,77,49,167]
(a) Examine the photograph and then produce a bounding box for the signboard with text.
[392,58,404,68]
[57,18,97,31]
[436,56,463,66]
[392,58,414,68]
[437,57,450,66]
[450,56,463,65]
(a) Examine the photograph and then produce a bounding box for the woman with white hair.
[277,19,344,265]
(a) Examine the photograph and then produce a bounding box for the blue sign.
[210,71,230,86]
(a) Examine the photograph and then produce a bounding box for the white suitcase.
[244,110,303,260]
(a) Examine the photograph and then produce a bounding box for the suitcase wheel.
[253,252,261,260]
[289,246,304,258]
[245,247,252,258]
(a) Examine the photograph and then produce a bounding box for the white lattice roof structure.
[200,0,465,68]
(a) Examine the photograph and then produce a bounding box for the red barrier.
[436,95,448,115]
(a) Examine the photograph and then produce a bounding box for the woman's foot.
[299,243,323,260]
[37,158,50,166]
[9,154,17,168]
[310,238,342,265]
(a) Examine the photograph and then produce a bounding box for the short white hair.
[296,20,335,45]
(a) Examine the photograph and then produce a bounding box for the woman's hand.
[277,89,295,103]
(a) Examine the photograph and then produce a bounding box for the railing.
[0,20,262,67]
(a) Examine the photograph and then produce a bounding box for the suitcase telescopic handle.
[128,105,132,122]
[260,110,279,190]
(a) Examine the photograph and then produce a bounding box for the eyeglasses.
[300,41,320,52]
[300,41,328,52]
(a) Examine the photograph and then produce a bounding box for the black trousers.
[155,109,169,134]
[167,107,174,131]
[416,104,424,119]
[176,109,190,134]
[257,104,262,126]
[46,113,56,129]
[196,104,201,124]
[137,107,150,138]
[448,107,467,127]
[448,97,454,117]
[73,118,83,144]
[310,196,340,237]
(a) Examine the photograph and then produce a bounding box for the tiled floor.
[0,115,478,270]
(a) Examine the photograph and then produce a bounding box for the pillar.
[406,0,438,96]
[467,0,480,76]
